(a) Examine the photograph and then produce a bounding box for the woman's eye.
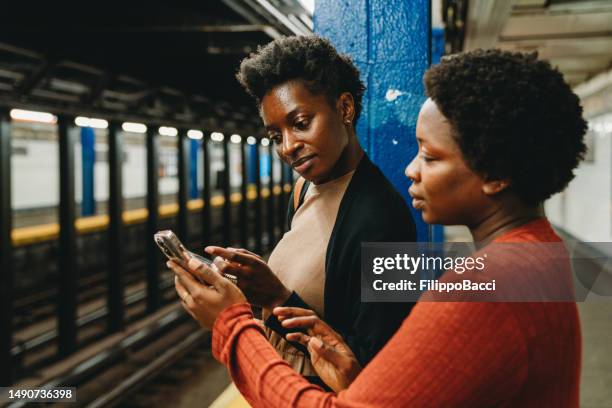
[294,120,310,130]
[420,154,435,162]
[268,133,281,144]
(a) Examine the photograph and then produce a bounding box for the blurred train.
[10,120,285,227]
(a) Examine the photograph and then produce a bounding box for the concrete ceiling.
[464,0,612,86]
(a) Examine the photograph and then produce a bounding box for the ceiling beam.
[86,24,276,33]
[499,30,612,42]
[464,0,516,50]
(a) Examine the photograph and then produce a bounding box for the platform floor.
[579,302,612,408]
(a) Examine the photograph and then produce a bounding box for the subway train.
[10,119,285,228]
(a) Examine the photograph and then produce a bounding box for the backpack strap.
[286,177,311,230]
[293,177,307,211]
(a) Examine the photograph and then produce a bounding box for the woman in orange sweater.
[169,49,587,406]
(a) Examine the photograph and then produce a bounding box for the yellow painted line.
[11,184,293,247]
[124,208,148,224]
[11,223,60,246]
[208,383,251,408]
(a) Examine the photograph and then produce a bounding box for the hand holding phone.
[154,230,238,285]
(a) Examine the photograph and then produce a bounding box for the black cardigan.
[265,155,417,366]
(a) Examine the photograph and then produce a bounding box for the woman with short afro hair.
[195,36,417,387]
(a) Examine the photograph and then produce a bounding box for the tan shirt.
[264,170,355,376]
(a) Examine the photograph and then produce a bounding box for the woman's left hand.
[169,258,247,329]
[205,246,291,310]
[274,306,362,392]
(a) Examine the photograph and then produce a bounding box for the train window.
[11,121,60,228]
[229,137,243,193]
[121,130,147,211]
[158,133,178,206]
[210,139,225,195]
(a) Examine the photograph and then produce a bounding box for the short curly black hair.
[236,36,365,123]
[424,49,587,205]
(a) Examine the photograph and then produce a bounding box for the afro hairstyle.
[424,49,587,205]
[236,35,365,123]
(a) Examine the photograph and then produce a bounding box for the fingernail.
[311,337,323,348]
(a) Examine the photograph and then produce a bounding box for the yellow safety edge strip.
[12,184,293,247]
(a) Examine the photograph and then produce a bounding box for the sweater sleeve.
[213,301,528,407]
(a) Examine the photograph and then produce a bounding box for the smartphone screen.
[154,230,212,266]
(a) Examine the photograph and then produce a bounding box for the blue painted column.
[189,138,199,199]
[81,127,95,216]
[247,143,258,184]
[315,0,431,241]
[430,26,445,242]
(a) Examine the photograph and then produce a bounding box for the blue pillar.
[260,148,270,181]
[432,27,445,65]
[315,0,431,241]
[81,127,95,216]
[430,26,445,242]
[189,138,199,199]
[248,144,258,184]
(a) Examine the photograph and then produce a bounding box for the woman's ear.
[337,92,355,125]
[482,179,510,196]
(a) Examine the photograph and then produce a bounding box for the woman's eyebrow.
[264,107,306,131]
[285,107,302,121]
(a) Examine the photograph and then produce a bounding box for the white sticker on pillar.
[385,89,404,102]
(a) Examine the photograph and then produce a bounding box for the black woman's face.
[260,80,349,184]
[405,98,490,225]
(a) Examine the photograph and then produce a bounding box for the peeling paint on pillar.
[315,0,431,241]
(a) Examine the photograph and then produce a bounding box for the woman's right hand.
[273,307,362,392]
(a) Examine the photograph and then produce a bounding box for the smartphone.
[154,230,212,267]
[154,230,237,285]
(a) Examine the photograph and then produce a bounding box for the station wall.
[545,82,612,242]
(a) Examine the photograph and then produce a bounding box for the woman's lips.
[409,189,425,209]
[411,198,425,210]
[292,155,315,173]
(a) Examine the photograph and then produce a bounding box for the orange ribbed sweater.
[212,219,581,407]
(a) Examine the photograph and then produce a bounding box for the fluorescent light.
[230,134,242,144]
[122,122,147,134]
[159,126,178,137]
[88,118,109,129]
[10,109,57,124]
[247,136,257,145]
[261,138,270,146]
[75,116,108,129]
[298,0,314,15]
[187,129,203,140]
[211,132,225,142]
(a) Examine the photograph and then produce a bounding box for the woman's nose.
[405,155,420,183]
[281,133,301,158]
